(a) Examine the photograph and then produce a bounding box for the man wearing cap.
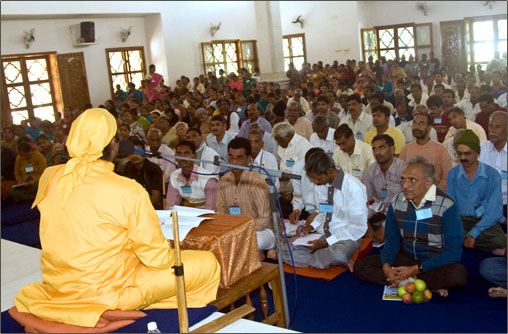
[12,108,220,329]
[447,129,506,253]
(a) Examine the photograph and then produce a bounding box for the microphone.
[117,140,158,157]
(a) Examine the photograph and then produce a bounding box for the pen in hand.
[300,221,304,237]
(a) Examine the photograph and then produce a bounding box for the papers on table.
[155,206,214,240]
[292,232,323,246]
[283,219,304,237]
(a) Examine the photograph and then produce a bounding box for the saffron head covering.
[57,108,117,203]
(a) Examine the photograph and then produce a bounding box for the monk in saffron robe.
[13,108,220,327]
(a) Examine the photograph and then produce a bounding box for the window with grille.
[1,52,62,125]
[105,47,146,99]
[465,15,507,69]
[283,33,307,72]
[361,23,433,62]
[201,40,258,76]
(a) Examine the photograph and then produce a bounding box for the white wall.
[1,17,149,106]
[358,1,508,61]
[280,1,362,66]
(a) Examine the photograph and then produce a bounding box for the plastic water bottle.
[147,321,161,333]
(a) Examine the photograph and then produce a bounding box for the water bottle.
[147,321,161,333]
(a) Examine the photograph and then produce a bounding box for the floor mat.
[283,238,373,280]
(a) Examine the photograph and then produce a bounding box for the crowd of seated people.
[1,55,507,298]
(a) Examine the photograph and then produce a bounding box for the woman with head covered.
[12,108,220,328]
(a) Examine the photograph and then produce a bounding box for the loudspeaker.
[80,21,95,43]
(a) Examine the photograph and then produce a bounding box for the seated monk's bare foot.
[432,288,449,297]
[267,249,278,260]
[488,287,507,298]
[347,259,355,272]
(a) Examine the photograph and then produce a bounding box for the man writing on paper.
[13,108,220,328]
[281,151,368,269]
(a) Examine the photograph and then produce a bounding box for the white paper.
[292,233,324,246]
[160,224,197,241]
[170,205,215,217]
[155,207,214,240]
[283,219,304,237]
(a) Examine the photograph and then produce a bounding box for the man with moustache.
[361,134,406,244]
[186,127,220,174]
[479,111,507,219]
[354,156,467,297]
[238,103,272,138]
[145,128,176,185]
[447,130,505,253]
[426,95,451,143]
[399,112,452,191]
[206,115,234,165]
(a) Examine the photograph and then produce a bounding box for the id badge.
[434,117,442,124]
[475,205,485,217]
[25,166,34,173]
[400,119,408,124]
[355,132,363,140]
[415,207,432,220]
[181,186,192,194]
[352,169,362,177]
[380,188,388,199]
[327,152,334,158]
[229,206,241,215]
[286,160,295,168]
[319,203,334,213]
[501,171,507,181]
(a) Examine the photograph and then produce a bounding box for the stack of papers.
[292,233,324,246]
[283,219,304,237]
[156,206,214,240]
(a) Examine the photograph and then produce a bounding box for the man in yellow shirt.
[9,141,47,201]
[14,108,220,328]
[364,105,406,155]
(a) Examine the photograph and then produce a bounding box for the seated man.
[447,130,506,253]
[285,101,313,140]
[272,122,313,176]
[363,105,406,155]
[289,147,328,224]
[216,137,275,251]
[186,127,220,174]
[281,151,368,269]
[124,137,164,209]
[354,156,468,297]
[166,140,218,210]
[361,134,406,244]
[9,141,47,201]
[310,115,337,157]
[238,103,272,138]
[444,106,487,143]
[206,115,234,165]
[246,123,278,173]
[145,128,176,185]
[332,124,375,180]
[14,108,220,328]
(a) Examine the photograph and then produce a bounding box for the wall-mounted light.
[24,28,35,49]
[209,21,221,37]
[121,26,132,43]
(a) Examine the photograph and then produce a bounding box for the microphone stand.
[144,150,296,328]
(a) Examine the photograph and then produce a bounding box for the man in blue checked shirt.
[354,156,467,297]
[447,129,506,254]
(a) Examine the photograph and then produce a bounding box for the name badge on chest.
[319,203,334,213]
[501,171,507,181]
[352,168,362,177]
[229,206,241,215]
[355,132,363,140]
[286,160,295,168]
[25,166,34,173]
[415,207,432,220]
[180,186,192,194]
[380,188,388,199]
[327,152,334,158]
[434,117,442,124]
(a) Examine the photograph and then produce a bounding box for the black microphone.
[117,140,158,157]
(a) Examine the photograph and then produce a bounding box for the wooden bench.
[210,262,287,328]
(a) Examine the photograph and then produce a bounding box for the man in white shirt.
[287,88,310,113]
[339,93,374,141]
[444,107,487,143]
[332,123,375,179]
[145,128,176,185]
[281,151,367,269]
[272,122,313,175]
[247,124,279,188]
[397,105,438,143]
[166,141,219,210]
[408,84,429,108]
[206,115,234,166]
[479,111,507,215]
[217,99,240,137]
[186,127,220,174]
[310,115,337,156]
[455,86,483,121]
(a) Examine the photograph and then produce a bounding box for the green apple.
[412,291,424,304]
[415,279,427,292]
[397,286,407,298]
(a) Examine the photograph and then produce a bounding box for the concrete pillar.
[253,0,289,87]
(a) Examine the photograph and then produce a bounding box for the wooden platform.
[211,262,287,328]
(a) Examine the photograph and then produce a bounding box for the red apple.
[423,289,432,301]
[405,282,416,293]
[412,291,424,304]
[415,279,427,292]
[397,286,407,298]
[402,293,412,304]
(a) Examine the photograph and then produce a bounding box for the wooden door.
[440,20,467,73]
[57,52,90,110]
